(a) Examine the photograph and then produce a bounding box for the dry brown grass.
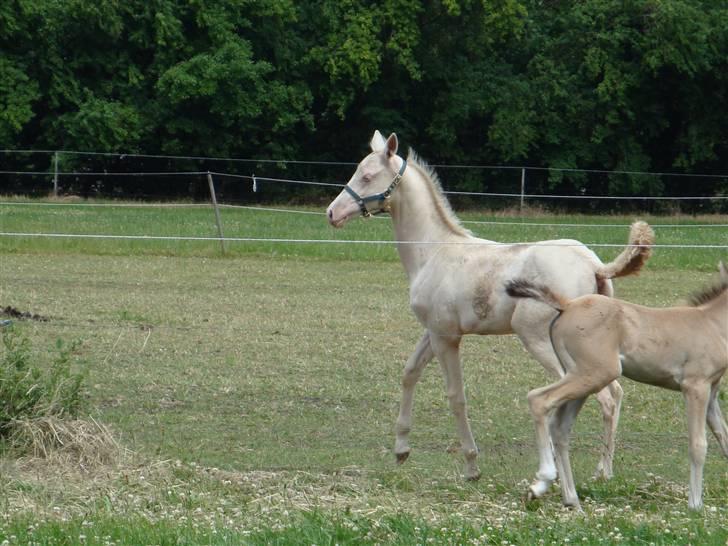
[10,416,123,471]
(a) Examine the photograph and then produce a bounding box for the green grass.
[0,197,726,267]
[2,510,726,545]
[0,199,727,544]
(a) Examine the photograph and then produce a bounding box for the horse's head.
[326,130,406,227]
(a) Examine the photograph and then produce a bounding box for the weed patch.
[0,328,86,441]
[0,306,49,322]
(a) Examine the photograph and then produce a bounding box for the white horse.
[326,130,654,481]
[506,263,728,510]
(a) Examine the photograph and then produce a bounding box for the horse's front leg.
[430,333,480,480]
[683,381,711,510]
[394,331,434,464]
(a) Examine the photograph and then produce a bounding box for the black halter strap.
[344,158,407,217]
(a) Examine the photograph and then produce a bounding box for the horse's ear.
[370,130,386,152]
[386,133,399,157]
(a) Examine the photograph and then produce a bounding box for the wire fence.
[1,151,727,252]
[1,185,728,251]
[0,231,726,250]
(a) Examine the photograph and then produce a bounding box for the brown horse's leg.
[594,380,623,479]
[706,382,728,459]
[683,381,711,510]
[513,302,620,481]
[550,397,588,508]
[527,375,597,505]
[394,331,434,463]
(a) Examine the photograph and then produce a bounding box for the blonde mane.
[406,148,472,237]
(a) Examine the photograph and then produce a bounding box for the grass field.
[0,199,727,545]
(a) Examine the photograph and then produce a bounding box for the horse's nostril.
[327,209,333,220]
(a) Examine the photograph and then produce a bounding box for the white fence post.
[206,172,226,255]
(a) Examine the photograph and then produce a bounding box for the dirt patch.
[1,306,50,322]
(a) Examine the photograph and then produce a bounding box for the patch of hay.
[10,416,123,472]
[1,416,135,519]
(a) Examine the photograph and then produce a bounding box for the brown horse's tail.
[505,280,569,312]
[595,221,654,293]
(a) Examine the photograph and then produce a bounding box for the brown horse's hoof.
[395,451,410,464]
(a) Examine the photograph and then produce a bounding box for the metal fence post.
[520,168,526,213]
[53,151,59,197]
[206,172,226,255]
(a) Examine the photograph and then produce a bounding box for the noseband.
[344,159,407,217]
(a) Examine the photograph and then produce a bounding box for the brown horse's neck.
[704,291,728,336]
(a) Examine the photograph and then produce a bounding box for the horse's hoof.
[465,471,481,482]
[563,502,583,513]
[594,462,613,481]
[395,451,410,465]
[527,479,551,500]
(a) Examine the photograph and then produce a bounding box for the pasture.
[1,200,727,545]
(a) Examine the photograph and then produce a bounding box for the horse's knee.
[689,437,708,465]
[527,389,549,421]
[401,367,420,389]
[609,380,624,401]
[596,381,622,417]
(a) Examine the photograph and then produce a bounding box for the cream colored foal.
[327,130,654,482]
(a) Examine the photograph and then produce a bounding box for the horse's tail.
[595,221,654,287]
[505,280,568,312]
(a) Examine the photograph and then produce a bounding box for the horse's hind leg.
[526,376,592,502]
[394,331,434,464]
[514,304,619,480]
[550,397,588,509]
[594,380,623,479]
[706,382,728,459]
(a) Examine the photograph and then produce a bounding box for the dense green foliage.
[1,0,727,200]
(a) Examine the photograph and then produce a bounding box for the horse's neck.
[389,169,468,279]
[704,291,728,337]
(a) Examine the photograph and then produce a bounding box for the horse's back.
[511,240,607,299]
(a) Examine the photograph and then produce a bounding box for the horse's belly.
[461,309,514,335]
[621,355,683,391]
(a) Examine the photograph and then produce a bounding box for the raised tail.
[505,279,569,312]
[596,221,654,281]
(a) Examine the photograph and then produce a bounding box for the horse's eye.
[362,174,372,183]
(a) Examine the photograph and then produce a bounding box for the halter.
[344,158,407,217]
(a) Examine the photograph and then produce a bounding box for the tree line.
[1,0,726,210]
